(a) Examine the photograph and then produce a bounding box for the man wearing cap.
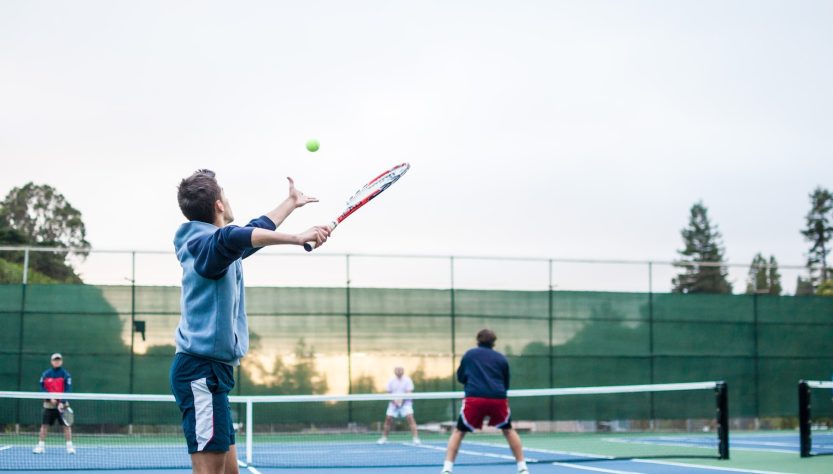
[33,353,74,455]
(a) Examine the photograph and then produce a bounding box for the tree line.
[672,187,833,296]
[0,182,832,295]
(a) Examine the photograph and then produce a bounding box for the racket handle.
[303,222,337,252]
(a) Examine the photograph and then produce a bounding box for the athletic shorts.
[386,402,414,418]
[170,353,236,454]
[41,408,61,426]
[457,397,512,432]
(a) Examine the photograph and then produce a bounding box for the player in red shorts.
[441,329,528,474]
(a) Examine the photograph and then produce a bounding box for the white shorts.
[386,403,414,418]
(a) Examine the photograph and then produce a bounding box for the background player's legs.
[406,414,420,442]
[191,451,226,474]
[503,428,524,461]
[33,424,48,453]
[443,429,466,465]
[382,415,394,437]
[62,425,75,453]
[502,428,528,472]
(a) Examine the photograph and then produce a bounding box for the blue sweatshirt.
[456,345,510,399]
[173,215,276,366]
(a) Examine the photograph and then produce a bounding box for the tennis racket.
[59,404,74,427]
[304,162,411,251]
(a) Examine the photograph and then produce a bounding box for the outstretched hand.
[288,177,318,208]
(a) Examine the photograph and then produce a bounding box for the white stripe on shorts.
[191,378,214,451]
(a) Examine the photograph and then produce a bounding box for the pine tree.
[768,256,783,295]
[801,187,833,289]
[672,202,732,294]
[745,254,782,295]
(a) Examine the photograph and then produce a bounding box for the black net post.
[716,381,729,460]
[799,380,812,458]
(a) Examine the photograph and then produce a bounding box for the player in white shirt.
[377,367,420,445]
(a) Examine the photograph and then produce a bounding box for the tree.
[672,202,732,294]
[801,187,833,289]
[745,254,782,295]
[0,183,89,283]
[796,276,815,296]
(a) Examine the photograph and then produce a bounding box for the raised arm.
[262,177,319,229]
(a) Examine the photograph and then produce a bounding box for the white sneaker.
[518,469,529,474]
[66,446,76,455]
[376,436,387,445]
[32,445,44,454]
[412,437,421,444]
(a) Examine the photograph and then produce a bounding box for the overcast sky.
[1,1,831,291]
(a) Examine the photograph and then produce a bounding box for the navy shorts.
[170,353,236,454]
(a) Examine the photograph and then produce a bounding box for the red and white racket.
[304,162,410,251]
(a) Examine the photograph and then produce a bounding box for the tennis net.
[799,380,833,457]
[0,381,728,470]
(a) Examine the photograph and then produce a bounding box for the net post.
[716,381,729,460]
[246,398,253,464]
[799,380,811,458]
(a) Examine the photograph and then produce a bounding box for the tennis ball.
[306,139,320,152]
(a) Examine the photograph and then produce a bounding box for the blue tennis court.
[0,438,789,474]
[615,432,833,456]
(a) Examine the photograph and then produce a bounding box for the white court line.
[551,462,642,474]
[605,437,796,454]
[465,440,790,474]
[237,459,262,474]
[411,441,534,462]
[463,440,612,460]
[634,459,792,474]
[0,446,12,452]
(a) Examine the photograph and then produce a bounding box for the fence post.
[450,257,456,387]
[346,255,352,423]
[548,259,554,421]
[648,261,655,426]
[15,247,30,426]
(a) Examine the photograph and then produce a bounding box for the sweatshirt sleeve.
[187,226,256,279]
[39,371,46,392]
[64,370,72,393]
[456,355,468,385]
[503,358,510,390]
[241,215,278,259]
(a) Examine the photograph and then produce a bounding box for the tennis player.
[441,329,529,474]
[170,170,329,474]
[32,353,74,455]
[377,367,420,445]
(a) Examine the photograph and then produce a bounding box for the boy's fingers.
[287,176,295,186]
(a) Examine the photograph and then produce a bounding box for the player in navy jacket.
[441,330,529,474]
[33,353,74,454]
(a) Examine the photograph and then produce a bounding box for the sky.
[1,0,831,292]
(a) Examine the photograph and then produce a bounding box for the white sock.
[517,460,528,471]
[66,441,73,447]
[37,441,44,447]
[443,460,454,472]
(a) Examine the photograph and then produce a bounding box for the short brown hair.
[177,169,221,223]
[476,329,497,348]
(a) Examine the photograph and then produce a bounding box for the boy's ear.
[215,199,225,216]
